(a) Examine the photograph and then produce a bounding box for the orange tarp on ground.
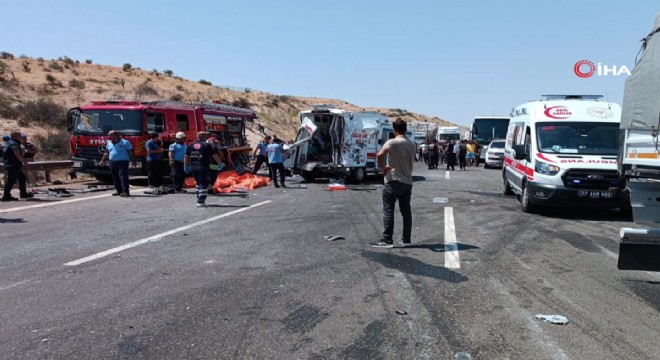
[183,171,270,193]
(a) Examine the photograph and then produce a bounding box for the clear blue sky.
[2,0,658,126]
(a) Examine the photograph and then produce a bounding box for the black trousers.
[147,161,164,187]
[170,161,185,190]
[382,181,413,243]
[269,163,286,185]
[253,155,271,177]
[3,166,27,198]
[446,154,456,171]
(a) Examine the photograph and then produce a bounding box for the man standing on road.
[145,132,165,188]
[267,137,286,188]
[98,131,136,197]
[252,135,271,178]
[185,132,222,207]
[370,119,416,248]
[2,131,33,201]
[169,132,188,193]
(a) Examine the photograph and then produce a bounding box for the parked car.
[484,139,505,168]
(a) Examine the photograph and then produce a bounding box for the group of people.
[417,139,480,171]
[2,131,38,201]
[251,135,287,188]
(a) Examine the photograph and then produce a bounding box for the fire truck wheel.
[350,167,366,184]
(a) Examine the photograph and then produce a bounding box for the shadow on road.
[539,207,632,222]
[404,243,480,253]
[0,217,26,223]
[361,251,469,283]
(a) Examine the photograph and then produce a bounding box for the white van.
[502,95,629,213]
[284,105,393,183]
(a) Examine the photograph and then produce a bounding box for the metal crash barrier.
[0,160,74,187]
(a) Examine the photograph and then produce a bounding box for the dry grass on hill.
[0,53,461,158]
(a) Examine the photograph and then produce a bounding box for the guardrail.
[0,160,74,187]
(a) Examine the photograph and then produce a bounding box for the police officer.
[184,132,222,207]
[2,131,32,201]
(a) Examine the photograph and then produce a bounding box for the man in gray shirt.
[371,119,417,248]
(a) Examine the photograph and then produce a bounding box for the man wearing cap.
[252,135,271,178]
[98,131,136,197]
[2,131,33,201]
[267,137,286,188]
[168,132,188,193]
[145,132,165,188]
[185,132,222,207]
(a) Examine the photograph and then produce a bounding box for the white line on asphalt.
[0,188,147,213]
[444,207,460,269]
[0,279,30,292]
[64,200,272,266]
[445,171,450,180]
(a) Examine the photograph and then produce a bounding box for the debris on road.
[433,197,449,203]
[455,352,472,360]
[323,235,345,241]
[328,183,347,191]
[395,310,408,315]
[534,314,569,325]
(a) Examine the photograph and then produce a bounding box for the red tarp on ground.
[183,171,270,193]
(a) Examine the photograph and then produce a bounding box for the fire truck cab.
[67,100,256,181]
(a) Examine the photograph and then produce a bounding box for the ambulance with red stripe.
[502,95,629,213]
[283,105,392,183]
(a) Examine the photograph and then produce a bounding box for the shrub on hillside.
[61,56,75,67]
[68,79,86,89]
[170,93,183,102]
[45,74,63,87]
[37,57,44,63]
[163,69,174,77]
[85,59,93,64]
[16,99,67,127]
[49,62,64,72]
[0,98,20,119]
[33,131,71,159]
[122,63,132,72]
[1,52,15,60]
[198,79,212,86]
[231,97,250,108]
[21,60,31,72]
[175,85,185,91]
[136,80,158,96]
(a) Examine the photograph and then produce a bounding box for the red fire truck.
[66,100,257,181]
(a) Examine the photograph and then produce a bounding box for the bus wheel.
[350,167,366,184]
[302,171,316,182]
[520,182,537,213]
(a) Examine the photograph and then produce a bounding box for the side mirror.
[512,144,527,160]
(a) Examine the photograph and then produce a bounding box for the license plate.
[577,190,613,198]
[73,161,83,168]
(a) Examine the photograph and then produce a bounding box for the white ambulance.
[502,95,629,213]
[283,105,393,183]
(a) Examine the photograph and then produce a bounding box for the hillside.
[0,53,460,157]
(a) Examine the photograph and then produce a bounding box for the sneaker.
[111,192,121,196]
[19,193,34,199]
[274,184,280,188]
[398,241,412,248]
[196,202,207,208]
[1,196,19,202]
[120,192,130,197]
[369,240,394,248]
[280,184,286,188]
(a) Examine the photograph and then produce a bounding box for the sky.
[2,0,658,126]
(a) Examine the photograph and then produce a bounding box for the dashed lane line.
[64,200,272,266]
[444,207,460,269]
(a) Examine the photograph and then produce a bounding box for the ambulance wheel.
[302,171,316,182]
[520,182,537,213]
[350,167,366,184]
[502,173,513,196]
[93,174,113,183]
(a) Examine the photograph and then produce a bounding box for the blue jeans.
[382,181,413,243]
[109,160,130,194]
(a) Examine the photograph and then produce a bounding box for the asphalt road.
[1,162,658,360]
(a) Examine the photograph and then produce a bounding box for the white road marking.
[444,207,460,269]
[0,279,31,292]
[445,171,450,180]
[1,188,147,213]
[64,200,272,266]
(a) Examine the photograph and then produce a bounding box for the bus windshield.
[536,122,619,155]
[472,118,509,143]
[74,110,142,135]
